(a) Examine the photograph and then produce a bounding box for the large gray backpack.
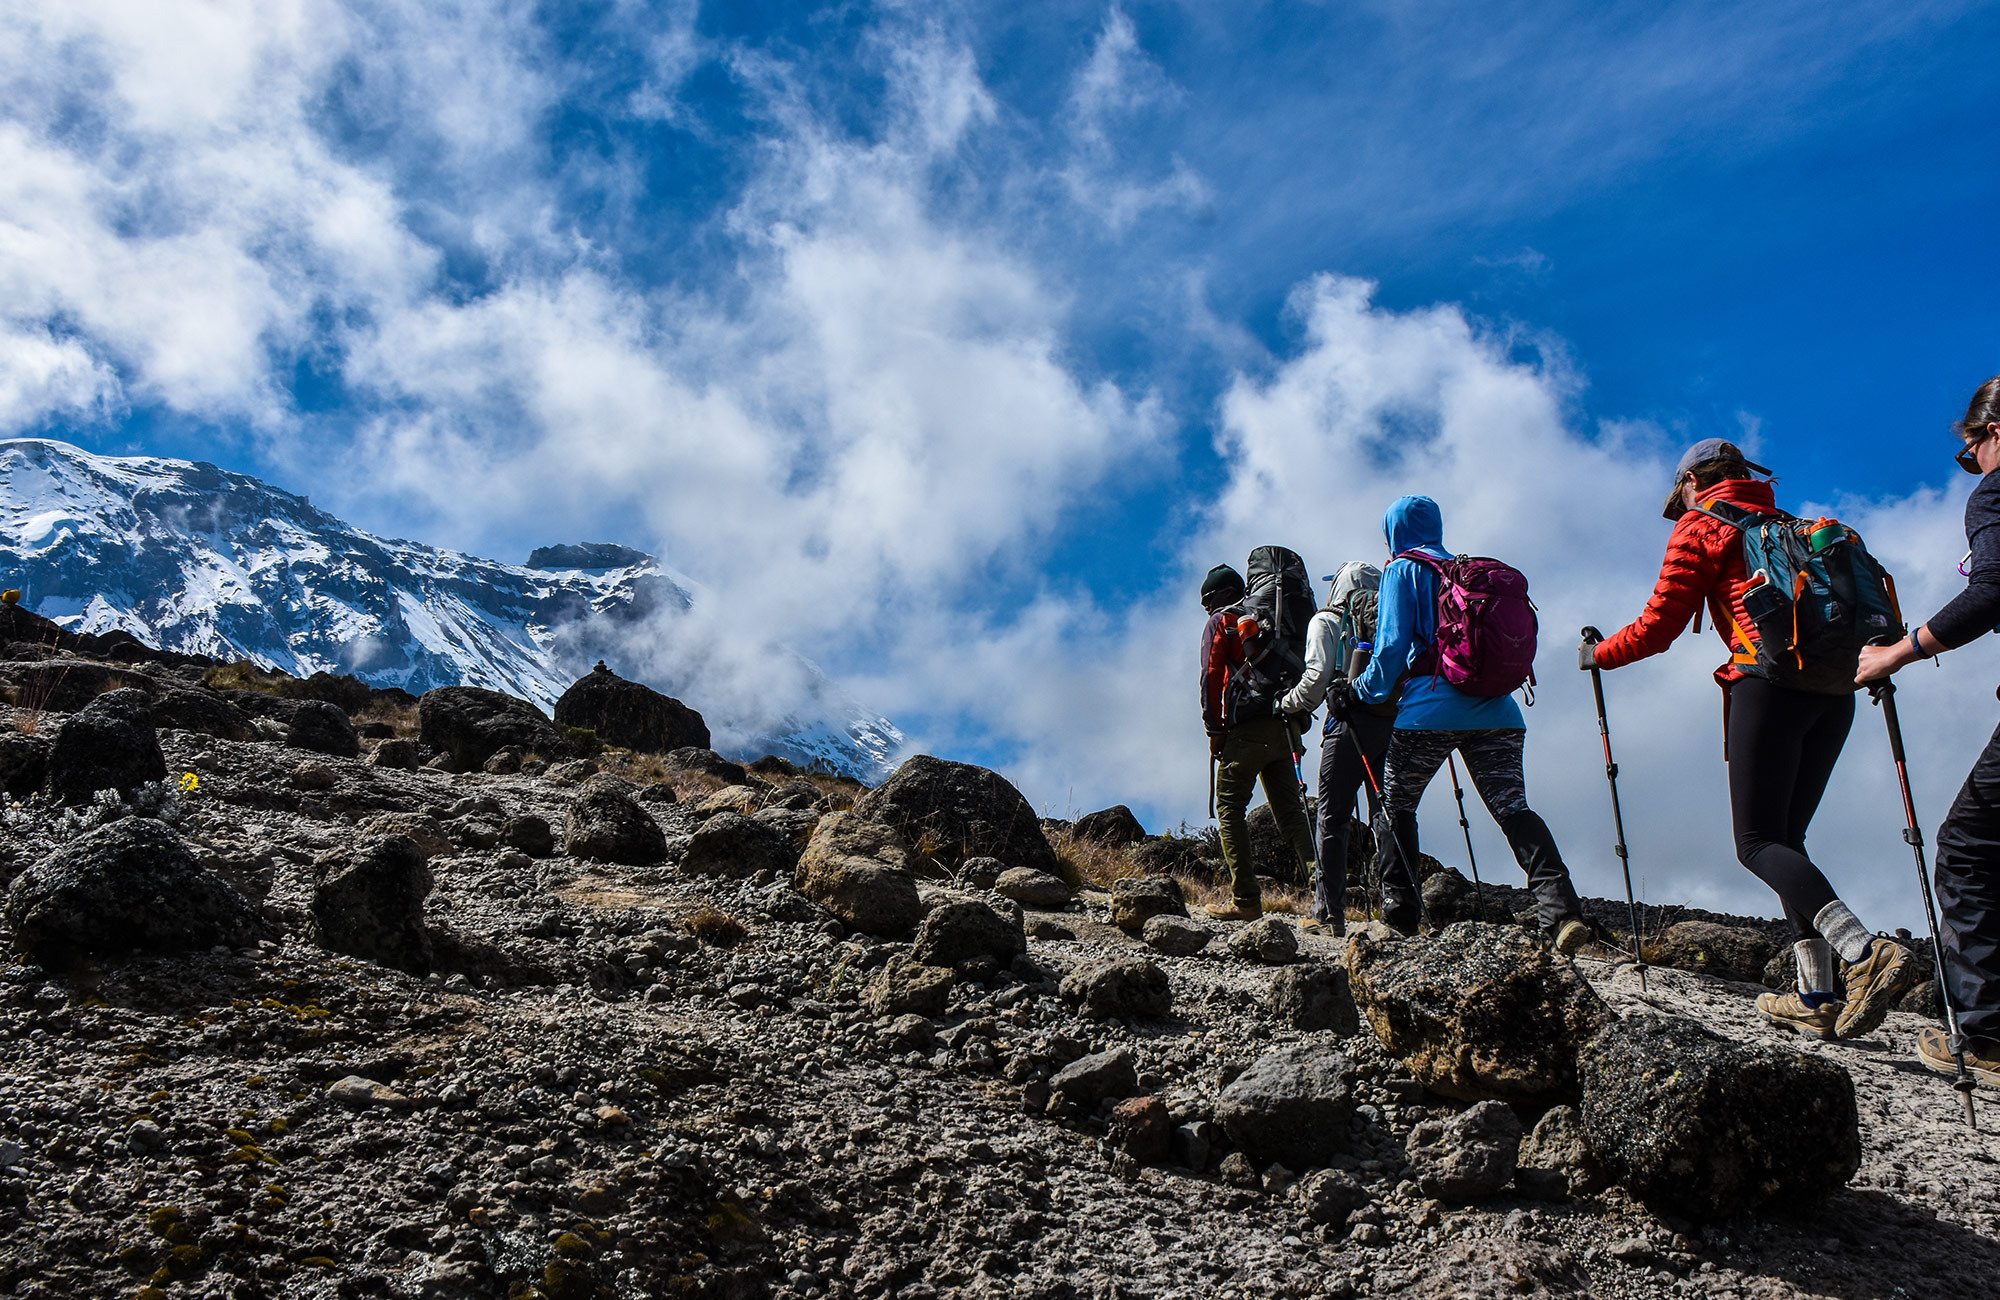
[1234,545,1316,709]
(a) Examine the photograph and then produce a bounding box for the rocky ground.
[0,671,1997,1300]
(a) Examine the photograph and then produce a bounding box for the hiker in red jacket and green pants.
[1200,564,1314,921]
[1587,438,1915,1042]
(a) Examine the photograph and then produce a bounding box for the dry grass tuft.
[595,749,673,789]
[351,697,418,737]
[1046,826,1314,917]
[683,906,748,948]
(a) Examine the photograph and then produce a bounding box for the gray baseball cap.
[1663,439,1771,520]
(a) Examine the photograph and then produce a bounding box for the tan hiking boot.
[1916,1027,2000,1090]
[1836,937,1918,1040]
[1756,990,1842,1042]
[1552,917,1593,956]
[1203,900,1262,922]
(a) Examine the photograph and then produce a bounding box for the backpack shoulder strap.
[1692,499,1795,530]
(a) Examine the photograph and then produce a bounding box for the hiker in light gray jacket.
[1281,561,1394,935]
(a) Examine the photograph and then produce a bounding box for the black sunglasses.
[1958,430,1991,475]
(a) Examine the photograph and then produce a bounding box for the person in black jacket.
[1858,375,2000,1089]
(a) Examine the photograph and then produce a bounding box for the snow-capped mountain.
[0,439,901,780]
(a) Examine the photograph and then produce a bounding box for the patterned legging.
[1375,726,1582,928]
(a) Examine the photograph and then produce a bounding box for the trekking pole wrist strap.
[1910,628,1933,659]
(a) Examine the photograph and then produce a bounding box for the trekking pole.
[1581,627,1647,988]
[1445,754,1490,922]
[1868,676,1978,1128]
[1208,756,1217,821]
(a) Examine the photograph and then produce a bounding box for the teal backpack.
[1693,501,1903,694]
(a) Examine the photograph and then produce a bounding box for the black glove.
[1327,676,1354,722]
[1578,641,1598,671]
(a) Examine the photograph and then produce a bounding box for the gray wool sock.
[1814,900,1875,965]
[1794,939,1837,1001]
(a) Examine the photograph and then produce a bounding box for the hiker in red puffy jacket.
[1586,438,1915,1042]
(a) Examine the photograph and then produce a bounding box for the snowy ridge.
[0,439,901,781]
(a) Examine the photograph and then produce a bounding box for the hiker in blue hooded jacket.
[1348,495,1591,948]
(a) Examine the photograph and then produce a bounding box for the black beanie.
[1201,564,1245,609]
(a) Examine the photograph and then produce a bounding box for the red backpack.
[1395,552,1539,699]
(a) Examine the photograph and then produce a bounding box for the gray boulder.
[46,688,165,803]
[664,747,749,786]
[1580,1014,1860,1221]
[1228,915,1298,964]
[286,700,359,759]
[1109,876,1187,932]
[1214,1043,1357,1168]
[851,755,1059,876]
[3,819,263,964]
[1516,1104,1606,1196]
[148,688,255,742]
[418,686,564,771]
[1268,963,1360,1034]
[1346,923,1614,1106]
[1073,804,1145,847]
[1060,956,1172,1020]
[1406,1100,1522,1203]
[367,737,420,770]
[308,834,434,974]
[553,663,709,755]
[1049,1047,1138,1108]
[864,955,955,1017]
[563,775,668,865]
[913,900,1027,969]
[995,867,1071,909]
[1295,1168,1371,1226]
[361,812,453,860]
[502,814,555,858]
[680,811,798,877]
[1142,915,1211,956]
[0,732,49,796]
[1653,920,1780,985]
[793,813,923,938]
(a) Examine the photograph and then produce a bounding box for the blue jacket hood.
[1383,495,1444,555]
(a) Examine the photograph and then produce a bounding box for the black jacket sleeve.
[1927,472,2000,651]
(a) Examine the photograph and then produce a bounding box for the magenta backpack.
[1395,551,1539,699]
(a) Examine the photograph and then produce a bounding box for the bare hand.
[1856,639,1918,684]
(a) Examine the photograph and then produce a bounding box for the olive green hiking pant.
[1215,713,1315,906]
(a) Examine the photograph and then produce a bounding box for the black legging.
[1725,676,1854,940]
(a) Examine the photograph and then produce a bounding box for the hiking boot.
[1380,897,1420,937]
[1203,900,1263,922]
[1916,1027,2000,1090]
[1550,916,1594,956]
[1756,990,1842,1042]
[1835,937,1918,1040]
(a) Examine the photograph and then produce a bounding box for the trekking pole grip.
[1580,625,1603,644]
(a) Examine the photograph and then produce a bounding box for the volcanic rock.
[564,775,669,865]
[308,834,435,974]
[1214,1043,1357,1168]
[286,699,360,758]
[367,737,420,770]
[664,747,749,786]
[1060,957,1172,1020]
[680,811,798,877]
[1580,1013,1860,1221]
[851,755,1059,876]
[148,687,255,741]
[863,955,955,1017]
[362,812,453,860]
[995,867,1071,909]
[1421,866,1478,927]
[1142,915,1210,956]
[1228,915,1298,964]
[502,814,556,857]
[1516,1104,1606,1196]
[1651,920,1780,985]
[793,812,923,938]
[1405,1100,1522,1203]
[1346,923,1614,1106]
[1049,1047,1137,1108]
[1109,876,1186,932]
[912,900,1027,969]
[1295,1168,1370,1226]
[418,686,564,771]
[1268,962,1359,1034]
[3,818,263,964]
[553,663,709,755]
[46,688,165,803]
[1073,804,1146,847]
[0,731,49,796]
[1108,1096,1172,1163]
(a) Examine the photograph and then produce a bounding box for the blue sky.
[4,0,1999,925]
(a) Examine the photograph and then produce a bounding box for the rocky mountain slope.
[0,439,899,780]
[0,641,1993,1300]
